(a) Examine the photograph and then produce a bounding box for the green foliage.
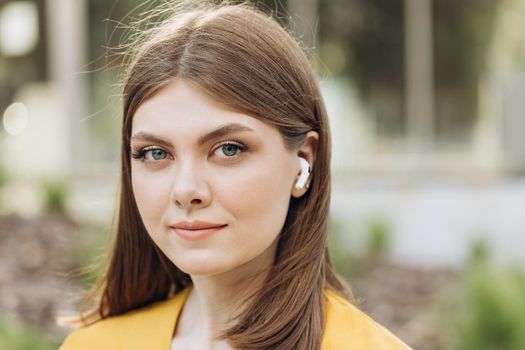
[0,163,7,190]
[469,238,490,265]
[0,318,58,350]
[328,215,392,280]
[320,0,501,95]
[454,267,525,350]
[73,223,110,290]
[451,244,525,350]
[76,245,107,291]
[327,217,355,279]
[40,178,69,214]
[319,0,503,140]
[365,216,390,258]
[0,164,9,212]
[434,0,501,87]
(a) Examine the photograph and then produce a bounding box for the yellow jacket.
[60,287,412,349]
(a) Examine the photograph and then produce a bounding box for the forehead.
[132,80,271,138]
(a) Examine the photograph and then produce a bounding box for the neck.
[179,239,277,342]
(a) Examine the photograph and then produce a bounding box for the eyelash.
[130,141,249,162]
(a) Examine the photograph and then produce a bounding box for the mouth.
[171,224,227,241]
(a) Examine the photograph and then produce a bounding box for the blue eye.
[222,144,240,156]
[131,147,168,161]
[131,142,248,162]
[214,142,246,157]
[149,148,167,160]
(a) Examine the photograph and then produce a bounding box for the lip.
[170,221,227,241]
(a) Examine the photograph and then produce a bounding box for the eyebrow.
[130,123,255,147]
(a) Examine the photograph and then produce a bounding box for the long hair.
[83,2,352,349]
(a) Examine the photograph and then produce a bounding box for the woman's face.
[130,79,301,277]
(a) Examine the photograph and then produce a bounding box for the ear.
[291,131,319,198]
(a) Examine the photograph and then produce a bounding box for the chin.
[169,253,238,277]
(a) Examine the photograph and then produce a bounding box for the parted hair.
[78,1,352,349]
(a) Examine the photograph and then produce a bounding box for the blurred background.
[0,0,524,349]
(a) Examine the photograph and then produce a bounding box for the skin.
[130,79,318,349]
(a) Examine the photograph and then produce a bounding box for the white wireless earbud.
[295,157,310,190]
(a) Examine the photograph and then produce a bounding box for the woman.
[60,2,412,349]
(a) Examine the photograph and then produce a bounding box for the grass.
[452,263,525,350]
[442,239,525,350]
[0,317,58,350]
[40,178,69,215]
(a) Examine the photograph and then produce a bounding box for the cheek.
[218,160,293,241]
[131,169,172,233]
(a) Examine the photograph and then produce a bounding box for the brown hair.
[81,1,351,349]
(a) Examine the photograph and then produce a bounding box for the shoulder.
[322,289,413,350]
[59,288,190,350]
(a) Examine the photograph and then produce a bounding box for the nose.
[170,160,211,210]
